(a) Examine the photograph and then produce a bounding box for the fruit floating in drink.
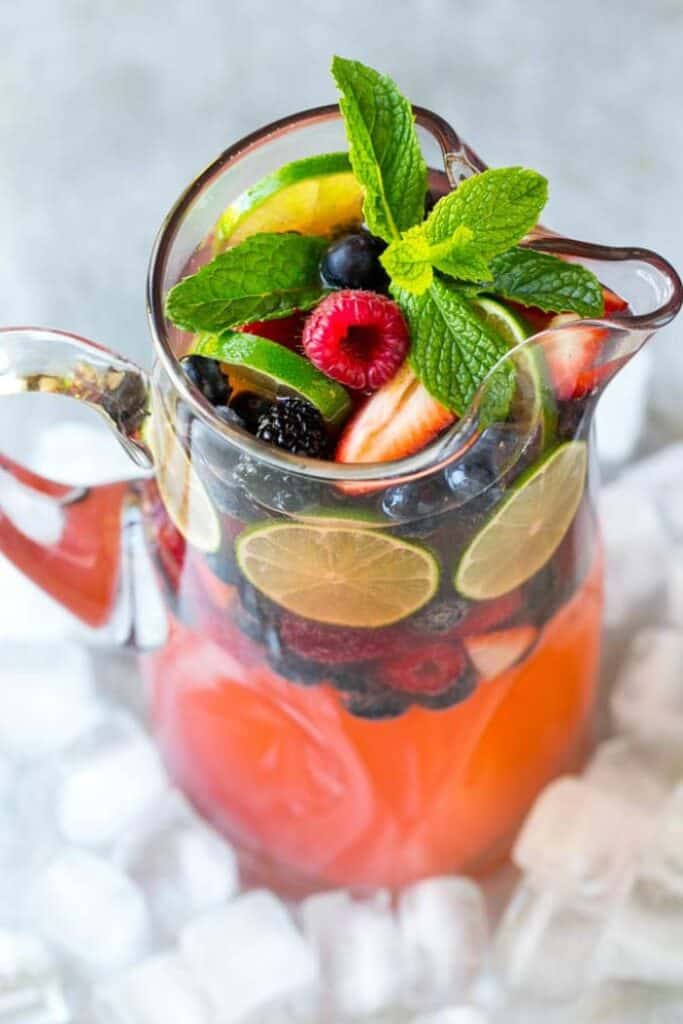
[138,58,630,892]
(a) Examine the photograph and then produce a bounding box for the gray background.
[1,0,682,369]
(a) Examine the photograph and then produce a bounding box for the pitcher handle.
[0,327,155,631]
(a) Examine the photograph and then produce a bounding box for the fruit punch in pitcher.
[2,58,680,895]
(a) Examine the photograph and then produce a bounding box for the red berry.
[280,614,405,664]
[237,312,307,351]
[303,290,410,391]
[378,640,468,696]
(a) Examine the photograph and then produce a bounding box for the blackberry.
[235,455,322,514]
[256,398,329,457]
[410,596,471,635]
[181,355,231,406]
[320,229,389,293]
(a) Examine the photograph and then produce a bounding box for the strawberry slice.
[543,315,611,400]
[603,287,628,314]
[464,625,538,680]
[335,362,455,464]
[237,312,307,351]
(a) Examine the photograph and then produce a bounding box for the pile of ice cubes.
[4,444,683,1022]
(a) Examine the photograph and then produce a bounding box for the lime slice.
[214,153,363,250]
[194,331,351,428]
[472,296,557,448]
[236,522,440,627]
[146,393,221,553]
[454,440,588,600]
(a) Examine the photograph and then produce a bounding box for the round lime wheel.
[193,331,351,428]
[454,440,588,600]
[236,521,440,627]
[214,153,363,250]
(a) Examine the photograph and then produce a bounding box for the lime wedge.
[194,331,351,428]
[146,393,221,553]
[214,153,363,250]
[454,440,588,600]
[236,522,440,627]
[472,296,557,448]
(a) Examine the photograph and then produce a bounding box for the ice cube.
[411,1007,489,1024]
[576,980,683,1022]
[512,777,646,901]
[0,929,69,1023]
[30,848,150,977]
[398,876,488,1010]
[492,881,603,1003]
[597,871,683,987]
[56,711,167,847]
[92,953,210,1024]
[599,481,667,628]
[113,790,239,937]
[180,891,318,1023]
[610,628,683,749]
[299,889,401,1018]
[585,738,674,813]
[0,643,101,760]
[596,347,651,466]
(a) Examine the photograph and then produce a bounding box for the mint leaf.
[165,233,328,333]
[424,167,548,261]
[488,247,605,317]
[331,56,427,241]
[395,278,515,416]
[381,224,482,294]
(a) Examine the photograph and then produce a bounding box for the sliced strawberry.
[237,312,307,351]
[378,639,468,696]
[455,588,523,636]
[603,287,628,314]
[335,362,455,465]
[543,315,610,400]
[465,625,538,680]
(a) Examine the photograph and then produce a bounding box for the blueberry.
[320,230,389,293]
[181,355,231,406]
[445,425,522,504]
[196,462,257,519]
[410,596,471,635]
[231,392,274,433]
[344,688,408,721]
[382,479,451,522]
[214,405,245,429]
[235,455,322,514]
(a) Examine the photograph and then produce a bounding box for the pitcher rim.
[145,104,683,483]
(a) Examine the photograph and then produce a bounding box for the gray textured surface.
[1,0,682,367]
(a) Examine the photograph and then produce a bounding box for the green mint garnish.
[165,233,328,333]
[381,166,548,294]
[331,56,427,242]
[395,278,515,418]
[487,246,605,317]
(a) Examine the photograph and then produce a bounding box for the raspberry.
[377,640,468,696]
[255,398,329,457]
[280,615,405,664]
[303,290,409,391]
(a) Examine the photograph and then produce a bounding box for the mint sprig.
[395,279,515,418]
[165,233,328,333]
[331,57,427,241]
[487,247,605,317]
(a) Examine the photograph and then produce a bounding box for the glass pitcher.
[1,106,680,896]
